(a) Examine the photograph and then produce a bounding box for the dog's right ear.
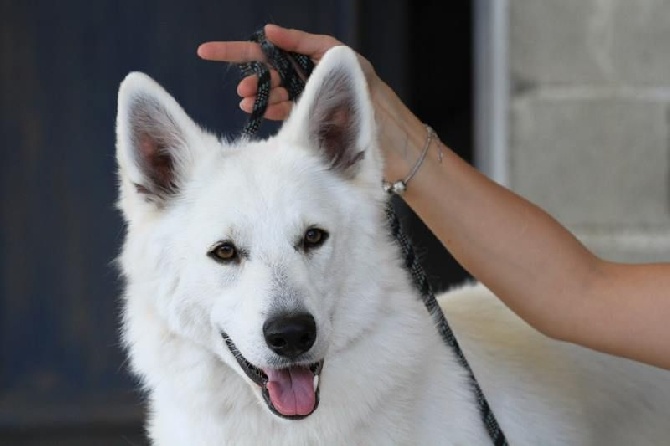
[279,46,382,191]
[115,72,202,217]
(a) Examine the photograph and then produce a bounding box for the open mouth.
[221,332,323,420]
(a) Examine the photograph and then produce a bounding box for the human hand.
[197,24,377,121]
[198,24,429,184]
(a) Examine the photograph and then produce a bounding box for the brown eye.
[208,242,238,263]
[303,228,328,251]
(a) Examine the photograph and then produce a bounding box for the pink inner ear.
[329,108,350,127]
[138,132,175,192]
[317,102,362,172]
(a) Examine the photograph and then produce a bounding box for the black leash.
[386,209,508,446]
[238,29,315,137]
[236,29,508,446]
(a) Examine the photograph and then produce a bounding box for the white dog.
[115,45,670,445]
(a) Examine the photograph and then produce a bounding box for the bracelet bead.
[382,125,435,195]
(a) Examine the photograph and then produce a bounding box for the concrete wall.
[507,0,670,262]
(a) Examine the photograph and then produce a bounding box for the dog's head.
[115,46,388,420]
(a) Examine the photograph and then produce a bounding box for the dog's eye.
[302,228,329,251]
[208,241,238,263]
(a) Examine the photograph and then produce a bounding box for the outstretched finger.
[197,41,265,63]
[264,24,342,61]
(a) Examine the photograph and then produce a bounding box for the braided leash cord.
[238,29,314,137]
[386,207,508,446]
[236,30,508,446]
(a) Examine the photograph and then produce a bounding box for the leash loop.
[237,30,314,137]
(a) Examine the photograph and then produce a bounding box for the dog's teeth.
[313,374,319,390]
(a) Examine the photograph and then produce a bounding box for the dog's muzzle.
[221,327,324,420]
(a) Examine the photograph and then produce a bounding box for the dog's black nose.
[263,312,316,359]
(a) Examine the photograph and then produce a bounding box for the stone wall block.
[510,96,670,229]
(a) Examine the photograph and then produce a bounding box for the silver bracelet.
[382,125,436,195]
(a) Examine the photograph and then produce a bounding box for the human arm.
[197,25,670,370]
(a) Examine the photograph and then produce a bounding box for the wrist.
[369,78,447,185]
[382,126,439,195]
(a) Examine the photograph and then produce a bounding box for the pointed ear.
[280,46,380,182]
[115,72,202,211]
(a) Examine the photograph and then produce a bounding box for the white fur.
[115,46,670,445]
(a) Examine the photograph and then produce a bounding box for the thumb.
[264,24,343,61]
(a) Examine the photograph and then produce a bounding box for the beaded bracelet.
[382,125,436,195]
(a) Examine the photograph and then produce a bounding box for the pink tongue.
[263,366,316,416]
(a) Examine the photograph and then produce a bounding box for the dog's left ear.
[280,46,380,183]
[115,72,207,219]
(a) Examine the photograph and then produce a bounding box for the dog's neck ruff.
[236,29,509,446]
